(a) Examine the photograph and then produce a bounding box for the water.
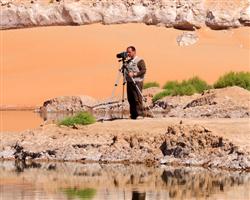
[0,161,249,200]
[0,110,131,132]
[1,110,161,132]
[0,111,43,132]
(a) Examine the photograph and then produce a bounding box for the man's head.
[126,46,136,59]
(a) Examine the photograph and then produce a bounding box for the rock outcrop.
[39,95,98,112]
[0,0,249,30]
[153,86,250,118]
[160,124,250,170]
[38,87,161,114]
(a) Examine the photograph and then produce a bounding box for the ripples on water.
[0,161,249,200]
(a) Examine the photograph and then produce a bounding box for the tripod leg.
[102,70,123,119]
[110,69,123,101]
[121,71,127,119]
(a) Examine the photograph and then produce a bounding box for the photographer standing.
[125,46,146,119]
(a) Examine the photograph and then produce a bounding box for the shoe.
[130,115,138,120]
[136,116,144,119]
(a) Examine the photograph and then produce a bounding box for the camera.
[116,51,128,60]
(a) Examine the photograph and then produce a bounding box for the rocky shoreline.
[1,118,250,171]
[37,86,250,119]
[1,0,249,30]
[1,86,250,171]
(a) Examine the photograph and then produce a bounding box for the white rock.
[0,0,249,30]
[240,4,250,25]
[176,32,198,46]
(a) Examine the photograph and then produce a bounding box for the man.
[125,46,146,119]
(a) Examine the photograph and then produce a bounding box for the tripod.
[101,59,155,120]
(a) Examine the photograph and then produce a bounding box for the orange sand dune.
[1,24,249,106]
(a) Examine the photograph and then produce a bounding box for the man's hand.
[128,72,137,77]
[128,72,134,77]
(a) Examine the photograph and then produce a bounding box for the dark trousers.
[127,81,144,119]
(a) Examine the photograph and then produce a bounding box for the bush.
[152,90,173,102]
[163,77,210,93]
[171,84,197,96]
[58,112,96,126]
[151,72,250,102]
[162,80,179,90]
[183,76,210,93]
[143,81,160,89]
[214,71,250,90]
[153,76,210,102]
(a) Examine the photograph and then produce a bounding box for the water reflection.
[132,192,146,200]
[63,188,96,200]
[0,161,249,200]
[40,110,131,122]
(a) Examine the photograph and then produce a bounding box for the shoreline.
[1,117,249,171]
[0,157,248,172]
[0,106,39,111]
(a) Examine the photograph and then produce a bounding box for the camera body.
[116,51,128,60]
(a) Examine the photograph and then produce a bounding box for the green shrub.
[152,72,250,102]
[171,84,197,96]
[152,84,197,102]
[214,71,250,90]
[153,76,210,102]
[162,80,179,90]
[58,112,96,126]
[163,77,210,92]
[152,90,173,102]
[143,81,160,89]
[183,76,210,93]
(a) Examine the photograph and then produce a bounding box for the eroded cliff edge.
[1,0,250,30]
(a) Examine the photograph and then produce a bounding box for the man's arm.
[134,59,146,77]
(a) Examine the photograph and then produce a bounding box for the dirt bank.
[1,118,249,171]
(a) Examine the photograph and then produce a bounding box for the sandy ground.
[1,24,249,107]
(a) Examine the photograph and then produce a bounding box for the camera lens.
[116,52,127,59]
